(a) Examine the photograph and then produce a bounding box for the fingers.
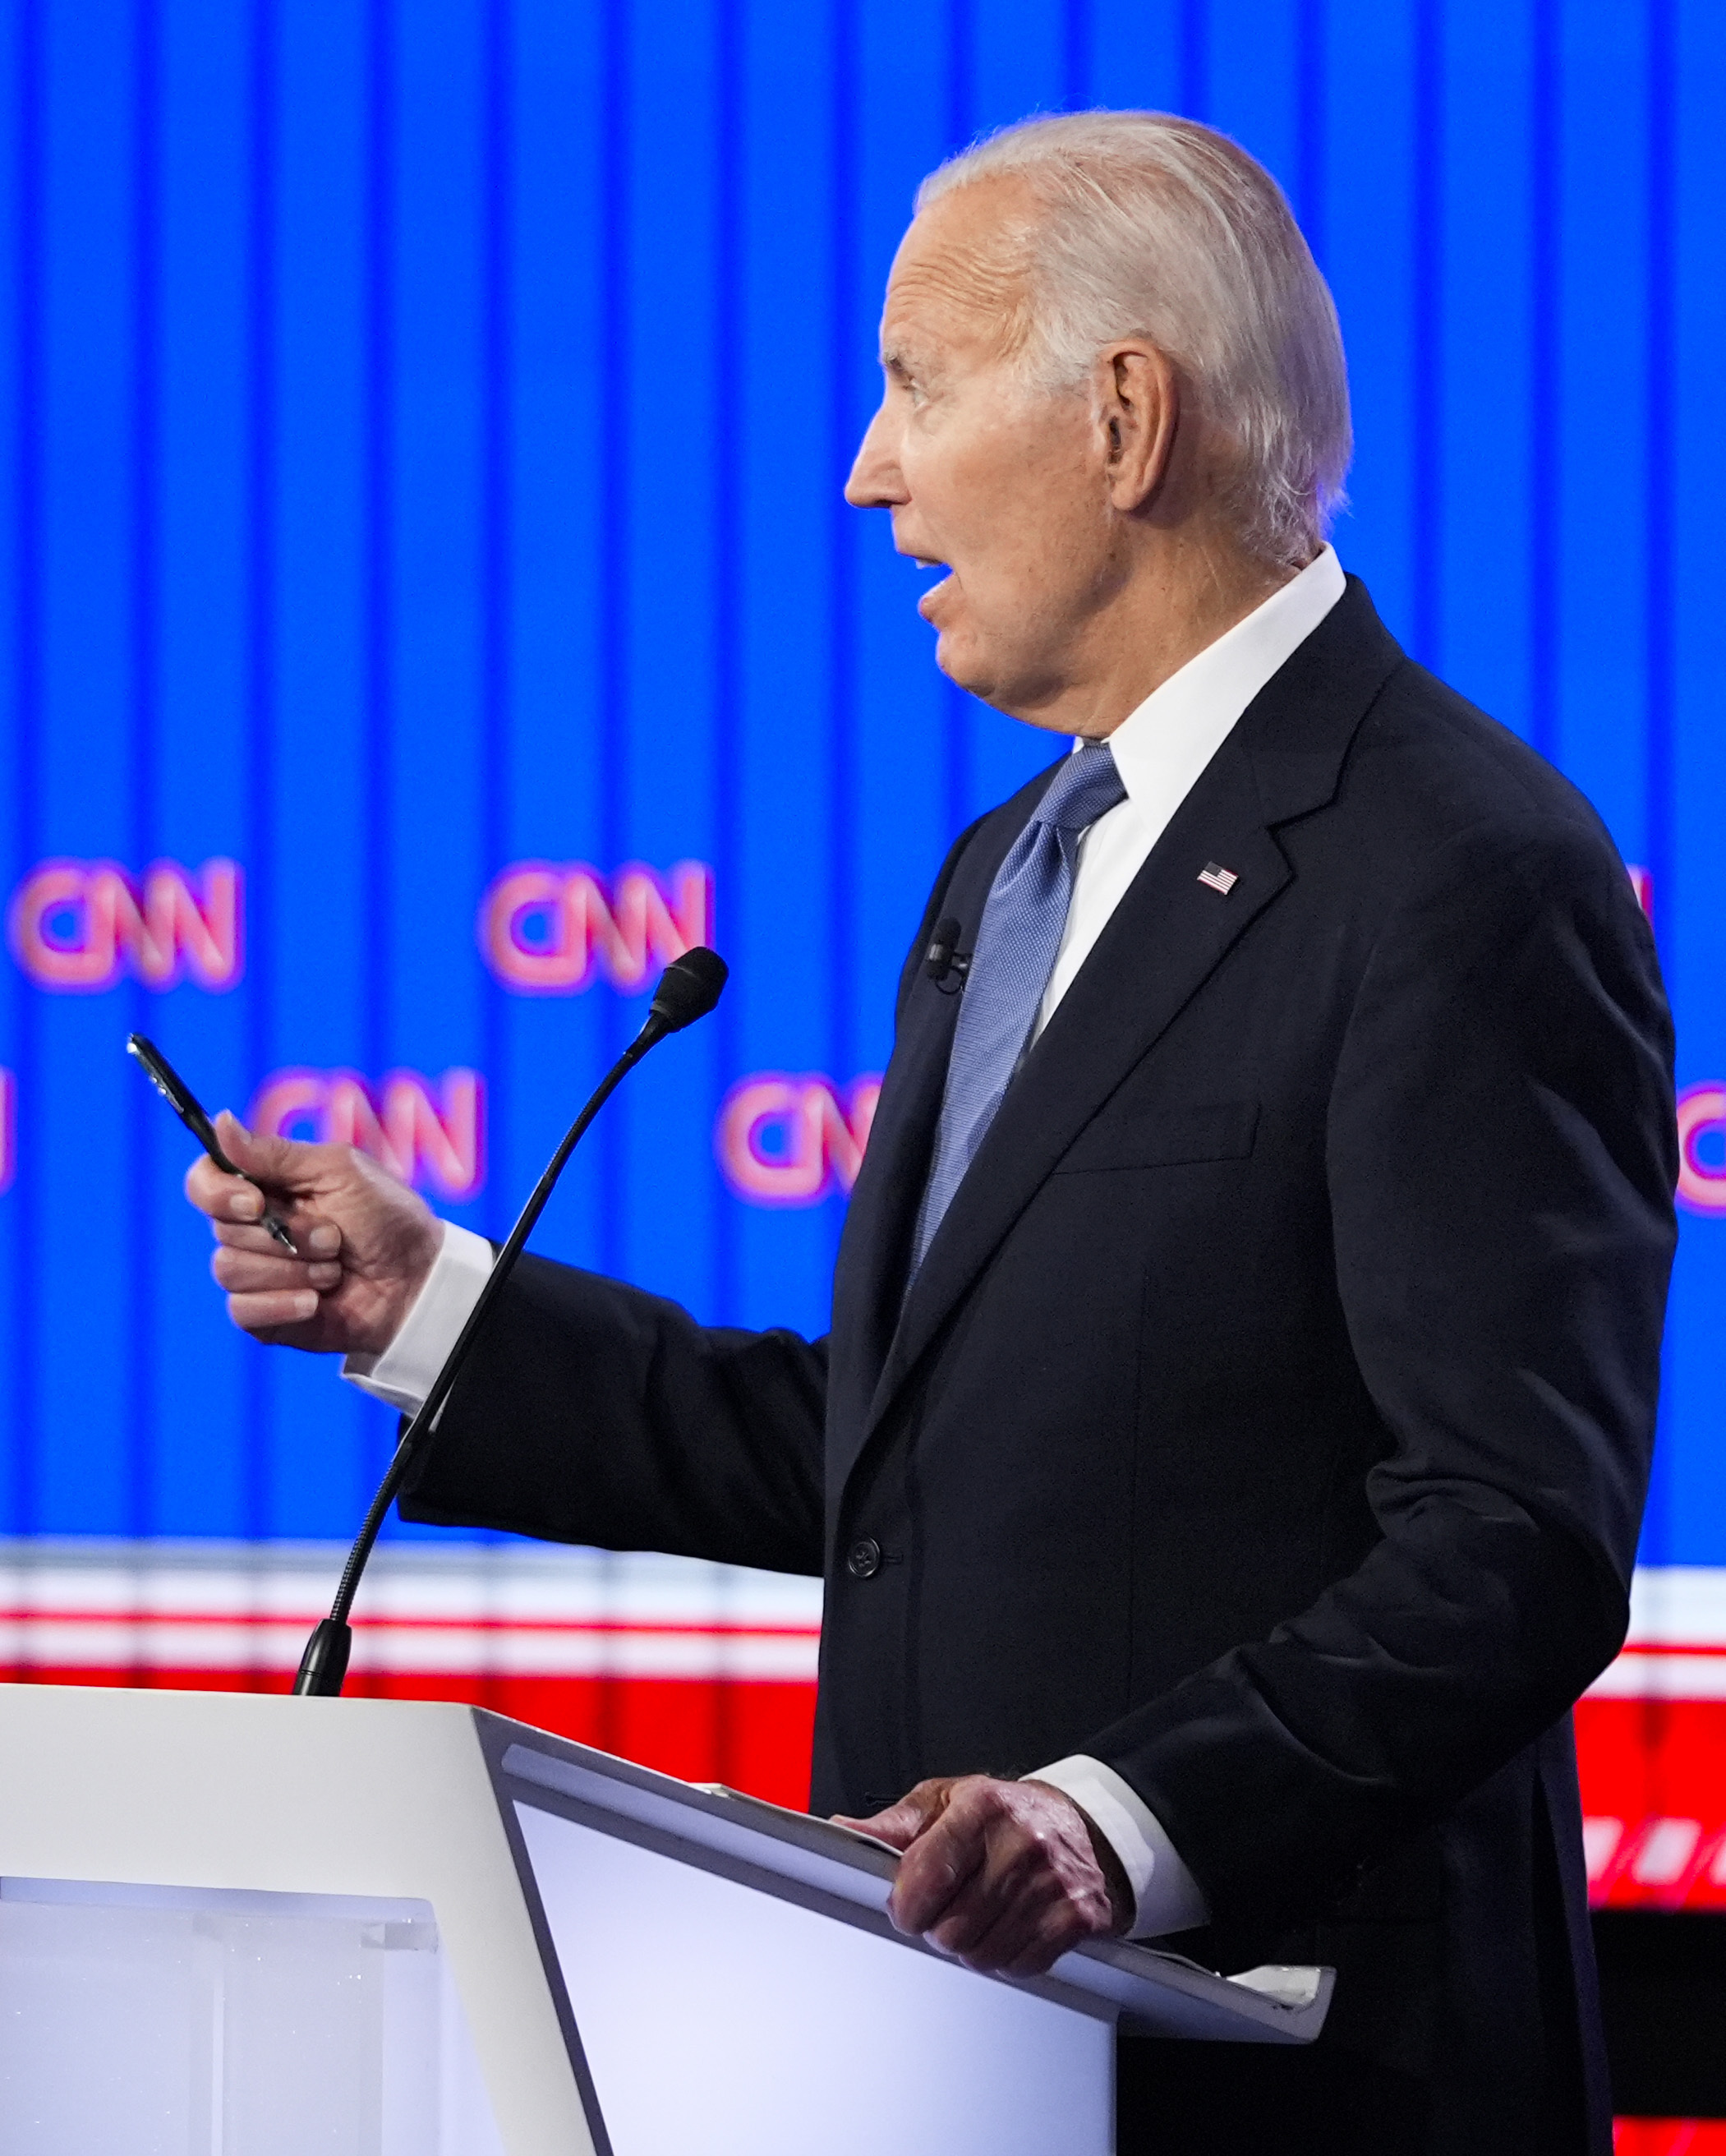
[188,1132,346,1259]
[831,1777,956,1853]
[212,1246,341,1297]
[211,1110,319,1192]
[880,1776,1118,1977]
[182,1110,442,1359]
[944,1891,1089,1978]
[209,1214,343,1258]
[211,1232,343,1343]
[923,1841,1086,1974]
[183,1114,343,1224]
[225,1287,322,1334]
[888,1781,992,1933]
[185,1149,250,1221]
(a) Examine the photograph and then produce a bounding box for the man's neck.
[1020,535,1305,742]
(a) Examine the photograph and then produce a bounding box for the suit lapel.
[835,578,1405,1496]
[828,790,1038,1427]
[852,730,1284,1479]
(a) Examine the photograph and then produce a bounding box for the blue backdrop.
[0,0,1718,1560]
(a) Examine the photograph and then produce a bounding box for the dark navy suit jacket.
[405,581,1676,2154]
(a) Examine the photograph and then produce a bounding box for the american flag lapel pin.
[1197,862,1239,895]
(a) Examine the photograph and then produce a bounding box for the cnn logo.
[8,859,242,992]
[479,860,712,994]
[716,1074,881,1205]
[249,1067,484,1203]
[1678,1085,1726,1219]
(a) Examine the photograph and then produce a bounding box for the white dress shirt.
[345,544,1349,1937]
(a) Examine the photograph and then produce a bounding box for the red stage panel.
[1578,1699,1726,1912]
[1577,1570,1726,1912]
[1615,2126,1726,2154]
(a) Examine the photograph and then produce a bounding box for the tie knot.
[1033,740,1127,833]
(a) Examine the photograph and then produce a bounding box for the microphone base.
[292,1618,352,1697]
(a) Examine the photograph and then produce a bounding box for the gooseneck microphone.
[293,944,730,1697]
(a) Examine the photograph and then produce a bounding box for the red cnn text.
[479,860,713,994]
[8,859,242,993]
[716,1074,882,1205]
[249,1067,484,1203]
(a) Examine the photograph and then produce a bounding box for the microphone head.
[648,946,729,1034]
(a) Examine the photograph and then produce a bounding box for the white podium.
[0,1684,1330,2154]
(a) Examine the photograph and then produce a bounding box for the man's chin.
[931,625,991,699]
[935,649,986,700]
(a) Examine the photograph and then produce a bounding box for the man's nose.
[845,403,905,509]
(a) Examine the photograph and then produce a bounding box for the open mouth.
[916,570,955,623]
[895,538,952,620]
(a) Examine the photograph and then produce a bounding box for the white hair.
[916,111,1351,568]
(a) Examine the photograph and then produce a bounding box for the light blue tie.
[912,740,1128,1274]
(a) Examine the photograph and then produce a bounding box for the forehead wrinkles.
[884,204,1042,366]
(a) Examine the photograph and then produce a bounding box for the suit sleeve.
[1089,811,1677,1928]
[398,1255,829,1576]
[398,818,997,1579]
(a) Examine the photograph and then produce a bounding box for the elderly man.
[188,113,1673,2154]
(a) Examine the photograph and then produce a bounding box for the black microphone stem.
[294,948,726,1697]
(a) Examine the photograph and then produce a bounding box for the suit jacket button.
[845,1536,883,1579]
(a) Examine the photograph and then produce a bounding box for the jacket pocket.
[1053,1098,1259,1173]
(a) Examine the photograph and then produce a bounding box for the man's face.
[846,179,1125,722]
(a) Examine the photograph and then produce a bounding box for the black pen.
[126,1033,299,1255]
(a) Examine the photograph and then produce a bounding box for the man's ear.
[1099,343,1179,513]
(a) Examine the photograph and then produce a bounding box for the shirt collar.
[1087,545,1348,825]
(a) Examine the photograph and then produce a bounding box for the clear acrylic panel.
[0,1877,504,2156]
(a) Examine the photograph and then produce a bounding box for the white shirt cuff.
[1030,1754,1210,1938]
[341,1221,495,1414]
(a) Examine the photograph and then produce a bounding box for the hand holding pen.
[126,1034,300,1253]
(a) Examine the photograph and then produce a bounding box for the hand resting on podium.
[185,1112,441,1357]
[834,1774,1132,1977]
